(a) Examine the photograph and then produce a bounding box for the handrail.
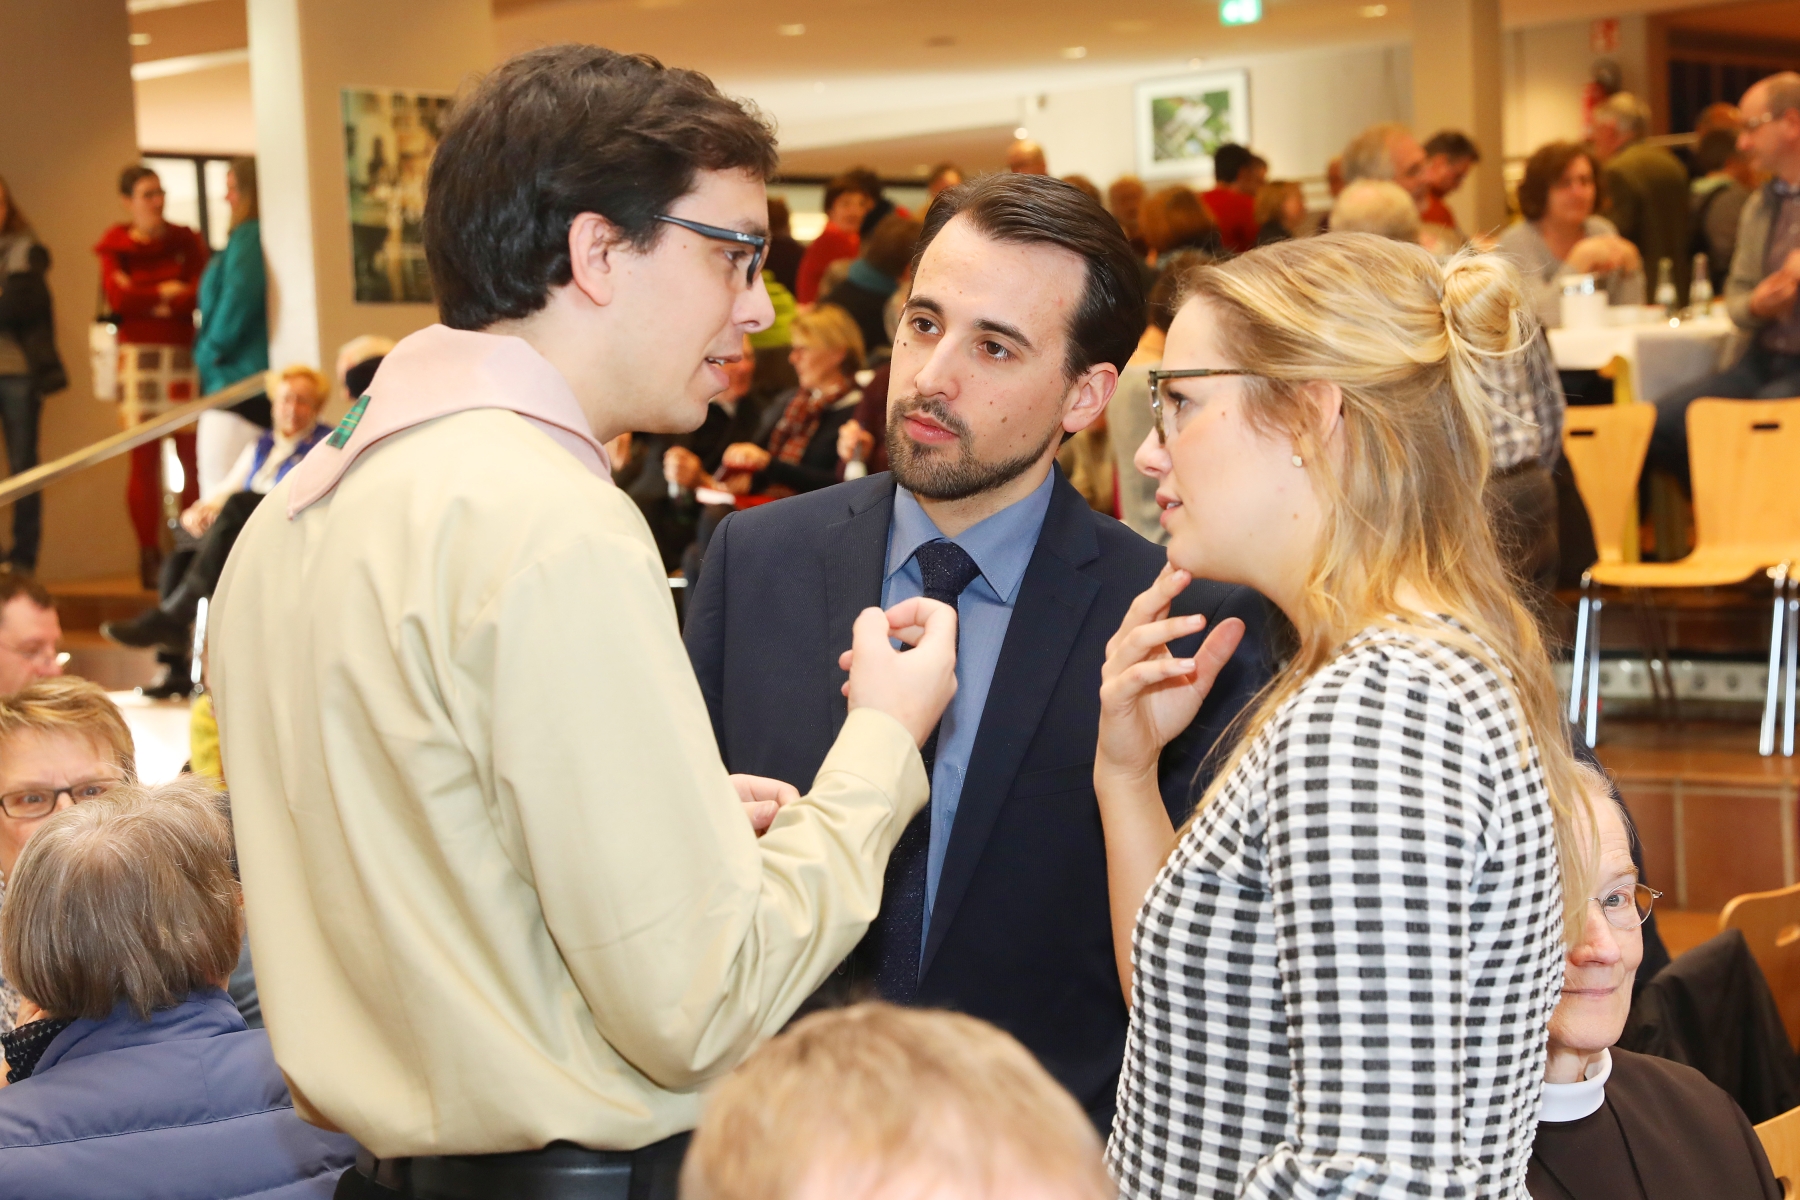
[0,374,269,509]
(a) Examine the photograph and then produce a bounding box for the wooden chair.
[1758,1098,1800,1197]
[1569,399,1800,754]
[1562,404,1656,744]
[1723,881,1800,1052]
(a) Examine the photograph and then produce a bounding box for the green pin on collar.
[328,393,373,449]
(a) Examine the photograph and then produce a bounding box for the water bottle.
[843,442,867,481]
[1655,257,1678,316]
[1689,253,1713,315]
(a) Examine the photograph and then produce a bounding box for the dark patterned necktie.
[867,539,982,1004]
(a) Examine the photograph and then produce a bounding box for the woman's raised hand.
[1097,565,1245,788]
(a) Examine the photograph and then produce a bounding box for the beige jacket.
[212,328,927,1158]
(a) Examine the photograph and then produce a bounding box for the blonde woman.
[1095,233,1585,1198]
[715,303,865,499]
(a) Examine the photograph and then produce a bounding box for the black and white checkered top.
[1108,621,1564,1199]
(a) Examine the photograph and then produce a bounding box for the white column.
[1412,0,1506,236]
[248,0,493,410]
[0,0,145,580]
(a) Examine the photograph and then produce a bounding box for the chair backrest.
[1722,881,1800,1050]
[1758,1102,1800,1199]
[1562,404,1656,566]
[1687,398,1800,564]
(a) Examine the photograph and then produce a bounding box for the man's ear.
[1062,363,1120,435]
[566,212,624,309]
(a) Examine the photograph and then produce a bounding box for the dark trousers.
[0,375,42,569]
[1485,462,1559,630]
[1648,342,1800,488]
[334,1134,690,1200]
[165,491,263,617]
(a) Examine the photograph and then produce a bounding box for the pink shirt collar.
[286,324,613,517]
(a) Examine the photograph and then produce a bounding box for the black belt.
[355,1132,690,1200]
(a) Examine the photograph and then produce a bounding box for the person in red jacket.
[1200,143,1261,254]
[95,165,206,587]
[794,173,874,303]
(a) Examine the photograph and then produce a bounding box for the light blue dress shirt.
[880,471,1056,942]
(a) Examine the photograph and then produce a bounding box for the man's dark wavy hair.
[912,174,1146,383]
[424,45,779,330]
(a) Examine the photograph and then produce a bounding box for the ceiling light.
[1014,126,1030,139]
[1219,0,1261,25]
[777,22,806,35]
[128,31,152,45]
[1062,45,1088,58]
[1359,3,1387,15]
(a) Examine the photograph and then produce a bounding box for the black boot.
[100,607,191,653]
[138,666,194,700]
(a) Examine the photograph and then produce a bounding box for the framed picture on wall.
[342,87,453,304]
[1135,70,1251,181]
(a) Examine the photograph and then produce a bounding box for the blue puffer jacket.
[0,990,355,1198]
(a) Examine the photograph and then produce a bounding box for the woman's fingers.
[1105,612,1209,679]
[1102,656,1202,707]
[1108,567,1193,654]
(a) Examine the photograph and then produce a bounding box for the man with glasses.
[210,47,957,1200]
[0,574,61,697]
[684,173,1269,1128]
[1648,72,1800,488]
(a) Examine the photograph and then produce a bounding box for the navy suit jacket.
[683,468,1271,1122]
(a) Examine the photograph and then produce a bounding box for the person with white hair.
[1340,121,1428,203]
[335,333,394,402]
[1328,179,1421,243]
[1591,92,1693,304]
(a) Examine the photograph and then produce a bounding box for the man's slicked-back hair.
[424,45,779,331]
[914,174,1145,381]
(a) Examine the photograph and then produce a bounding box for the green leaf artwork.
[1150,90,1235,163]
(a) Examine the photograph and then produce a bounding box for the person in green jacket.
[192,156,269,492]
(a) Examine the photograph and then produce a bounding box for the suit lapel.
[821,477,896,733]
[922,472,1100,977]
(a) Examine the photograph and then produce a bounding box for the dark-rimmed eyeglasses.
[653,215,769,288]
[1591,883,1662,931]
[1741,110,1781,134]
[1147,368,1266,445]
[0,778,121,820]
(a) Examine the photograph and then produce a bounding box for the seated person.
[0,678,133,1034]
[1529,762,1781,1199]
[705,305,867,501]
[821,213,923,360]
[0,778,355,1194]
[680,1003,1111,1200]
[1497,141,1646,330]
[102,364,331,653]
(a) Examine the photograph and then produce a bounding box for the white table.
[1548,309,1741,405]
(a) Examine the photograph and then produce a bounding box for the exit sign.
[1220,0,1261,24]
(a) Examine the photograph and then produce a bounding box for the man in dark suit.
[684,173,1269,1124]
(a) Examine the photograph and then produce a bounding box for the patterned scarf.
[766,386,843,465]
[2,1015,74,1083]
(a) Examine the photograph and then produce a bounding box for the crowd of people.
[0,42,1795,1200]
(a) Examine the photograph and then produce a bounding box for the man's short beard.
[886,394,1062,502]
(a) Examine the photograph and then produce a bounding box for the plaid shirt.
[1486,331,1565,474]
[1109,623,1564,1200]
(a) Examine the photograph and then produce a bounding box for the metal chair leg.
[1569,573,1593,727]
[1632,589,1679,726]
[190,595,209,696]
[1785,571,1798,758]
[1765,564,1791,757]
[1585,595,1604,748]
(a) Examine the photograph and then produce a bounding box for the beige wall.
[1503,14,1651,158]
[249,0,493,417]
[136,60,258,155]
[0,0,150,583]
[1414,0,1507,234]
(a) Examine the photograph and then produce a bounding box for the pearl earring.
[1291,454,1304,467]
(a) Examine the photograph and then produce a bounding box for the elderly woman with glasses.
[0,779,356,1195]
[1528,763,1781,1199]
[0,678,133,1035]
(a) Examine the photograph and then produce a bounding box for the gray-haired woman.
[0,779,354,1196]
